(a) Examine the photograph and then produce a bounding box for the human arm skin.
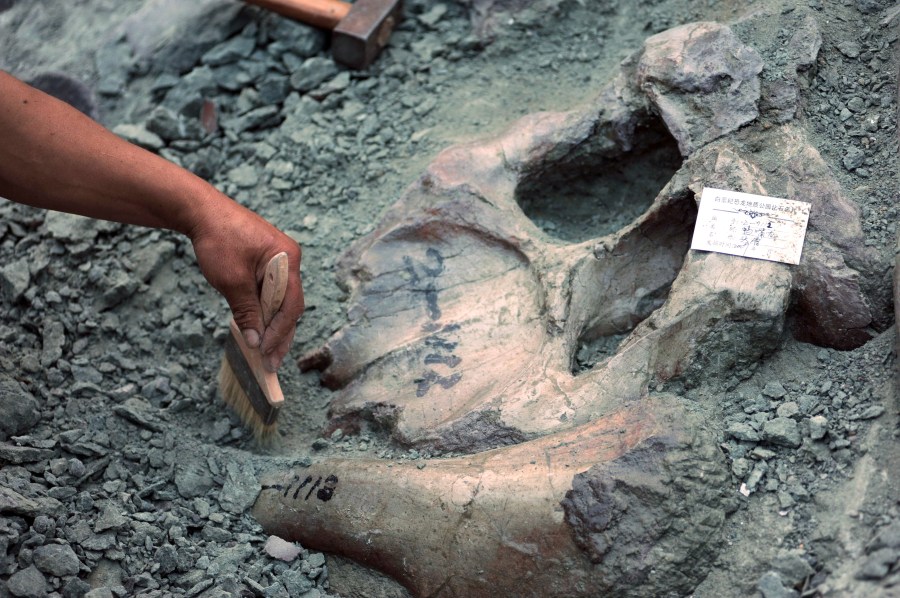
[0,70,304,371]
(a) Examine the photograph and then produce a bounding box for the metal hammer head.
[332,0,402,69]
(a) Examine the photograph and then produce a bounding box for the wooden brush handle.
[243,0,351,30]
[261,252,289,327]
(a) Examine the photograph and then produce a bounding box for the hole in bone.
[515,117,682,243]
[573,332,629,373]
[570,189,698,375]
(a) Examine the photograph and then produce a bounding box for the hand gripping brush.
[218,252,289,444]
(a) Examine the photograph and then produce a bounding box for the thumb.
[229,296,265,349]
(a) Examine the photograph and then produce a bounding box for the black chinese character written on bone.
[403,247,445,321]
[415,323,463,397]
[401,246,464,398]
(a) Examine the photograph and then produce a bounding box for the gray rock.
[267,18,326,56]
[307,552,326,568]
[775,401,799,419]
[40,319,65,368]
[842,146,865,171]
[94,42,131,97]
[200,524,232,543]
[0,377,41,440]
[121,0,248,72]
[289,57,339,93]
[313,71,350,98]
[146,106,186,141]
[169,317,206,350]
[637,22,763,155]
[61,578,91,598]
[762,417,801,448]
[836,40,861,58]
[280,569,314,596]
[218,461,261,514]
[871,521,900,550]
[226,105,282,133]
[853,404,885,420]
[161,66,218,117]
[0,443,53,465]
[745,460,768,493]
[132,240,175,283]
[154,544,178,575]
[43,211,116,243]
[79,533,116,552]
[95,269,139,311]
[211,63,253,91]
[846,97,866,113]
[0,257,31,302]
[83,589,115,598]
[93,504,128,533]
[757,570,798,598]
[762,381,787,399]
[808,415,828,440]
[227,164,260,188]
[174,461,214,499]
[7,565,48,597]
[210,543,254,571]
[725,422,760,442]
[32,543,81,577]
[112,124,164,151]
[257,75,290,105]
[202,34,256,66]
[856,547,899,580]
[770,549,814,587]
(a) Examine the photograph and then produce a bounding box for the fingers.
[228,287,267,349]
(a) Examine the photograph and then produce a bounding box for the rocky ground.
[0,0,898,597]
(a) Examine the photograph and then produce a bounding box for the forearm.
[0,70,210,235]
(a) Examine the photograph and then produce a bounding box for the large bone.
[254,394,733,598]
[298,23,884,452]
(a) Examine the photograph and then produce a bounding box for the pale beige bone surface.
[255,395,731,598]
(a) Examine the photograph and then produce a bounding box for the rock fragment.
[762,417,802,448]
[0,377,41,440]
[6,565,48,598]
[0,257,31,302]
[218,461,261,514]
[32,543,82,577]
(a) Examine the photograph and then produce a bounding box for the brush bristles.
[218,357,279,446]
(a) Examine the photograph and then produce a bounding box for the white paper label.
[690,187,811,265]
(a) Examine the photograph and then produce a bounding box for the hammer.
[244,0,402,69]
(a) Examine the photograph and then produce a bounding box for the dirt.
[0,0,897,597]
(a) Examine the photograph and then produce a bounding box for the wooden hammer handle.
[243,0,351,30]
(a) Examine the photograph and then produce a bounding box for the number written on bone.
[263,474,339,502]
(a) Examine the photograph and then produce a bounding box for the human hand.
[187,189,304,372]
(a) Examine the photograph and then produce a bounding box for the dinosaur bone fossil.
[296,22,882,452]
[255,394,733,598]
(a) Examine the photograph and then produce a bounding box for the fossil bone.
[298,22,883,452]
[255,395,733,598]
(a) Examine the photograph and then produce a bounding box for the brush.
[218,251,289,444]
